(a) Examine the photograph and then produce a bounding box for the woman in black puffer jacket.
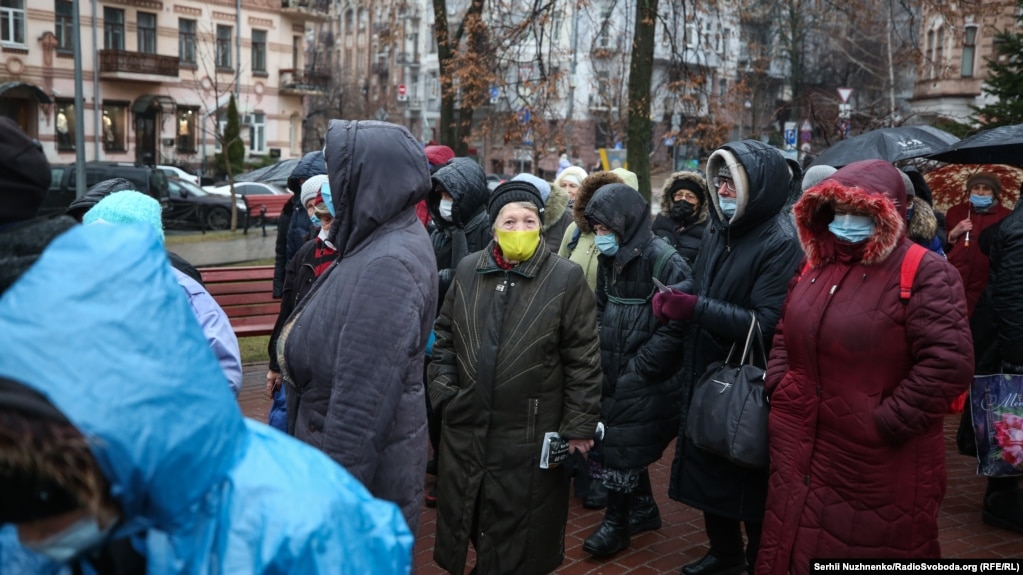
[652,171,710,266]
[580,182,691,559]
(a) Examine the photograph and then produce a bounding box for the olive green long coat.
[428,241,602,575]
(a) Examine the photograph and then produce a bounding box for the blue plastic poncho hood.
[0,225,412,573]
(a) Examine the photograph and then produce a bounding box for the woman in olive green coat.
[429,180,603,575]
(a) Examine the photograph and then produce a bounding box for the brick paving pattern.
[237,362,1023,573]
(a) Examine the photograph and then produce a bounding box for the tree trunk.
[433,0,484,155]
[626,0,658,201]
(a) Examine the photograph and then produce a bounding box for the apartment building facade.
[0,0,327,175]
[911,0,1021,124]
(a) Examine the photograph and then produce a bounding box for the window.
[179,19,196,64]
[104,7,123,50]
[935,26,944,78]
[597,18,610,48]
[344,9,353,35]
[176,107,198,152]
[55,0,73,51]
[216,25,232,69]
[292,36,300,69]
[926,30,935,78]
[685,22,698,48]
[249,112,265,153]
[961,25,978,78]
[137,12,156,54]
[101,102,127,152]
[1,0,25,45]
[252,30,266,72]
[719,78,727,99]
[55,100,76,151]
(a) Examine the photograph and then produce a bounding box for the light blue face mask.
[718,197,737,218]
[828,213,875,244]
[320,181,335,217]
[969,194,994,209]
[309,214,321,227]
[594,233,619,256]
[22,516,113,563]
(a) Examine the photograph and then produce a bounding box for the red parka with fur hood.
[756,160,974,574]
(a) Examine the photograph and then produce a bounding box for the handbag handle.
[725,314,767,368]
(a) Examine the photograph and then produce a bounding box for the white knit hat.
[301,174,329,207]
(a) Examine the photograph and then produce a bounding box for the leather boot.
[630,469,662,535]
[584,480,608,510]
[983,479,1023,534]
[582,489,631,558]
[680,551,746,575]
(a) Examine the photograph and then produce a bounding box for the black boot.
[582,489,631,558]
[584,480,608,510]
[630,469,662,535]
[680,551,747,575]
[983,477,1023,534]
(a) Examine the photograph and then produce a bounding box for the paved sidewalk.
[236,362,1023,573]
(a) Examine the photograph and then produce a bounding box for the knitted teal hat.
[83,190,165,242]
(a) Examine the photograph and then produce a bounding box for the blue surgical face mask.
[969,194,993,209]
[718,197,737,219]
[309,214,321,227]
[320,182,335,217]
[828,213,876,244]
[22,516,113,563]
[594,233,619,256]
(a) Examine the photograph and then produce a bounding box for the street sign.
[837,87,853,103]
[397,84,407,96]
[784,121,797,150]
[489,86,499,105]
[800,120,812,142]
[838,103,852,119]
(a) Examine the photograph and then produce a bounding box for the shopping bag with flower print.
[970,373,1023,477]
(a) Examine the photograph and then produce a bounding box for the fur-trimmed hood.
[907,196,938,244]
[794,159,907,267]
[573,171,624,234]
[659,170,709,225]
[544,180,570,229]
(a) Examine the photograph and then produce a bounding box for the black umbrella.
[928,123,1023,166]
[810,126,959,168]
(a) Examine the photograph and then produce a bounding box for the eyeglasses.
[712,177,736,193]
[673,190,699,202]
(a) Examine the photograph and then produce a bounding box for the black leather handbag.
[685,316,769,469]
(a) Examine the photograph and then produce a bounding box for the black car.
[42,162,170,218]
[165,178,248,231]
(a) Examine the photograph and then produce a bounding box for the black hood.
[428,157,488,229]
[706,139,791,237]
[584,183,653,264]
[287,150,326,193]
[324,120,431,255]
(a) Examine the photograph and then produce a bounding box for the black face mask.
[670,200,697,223]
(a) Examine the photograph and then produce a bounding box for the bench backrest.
[243,193,293,217]
[200,265,279,338]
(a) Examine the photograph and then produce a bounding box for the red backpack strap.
[899,244,927,302]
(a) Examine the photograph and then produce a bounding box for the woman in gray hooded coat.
[281,120,438,537]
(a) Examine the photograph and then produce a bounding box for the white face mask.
[22,515,114,563]
[438,199,454,221]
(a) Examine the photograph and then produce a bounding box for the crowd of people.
[1,113,1022,574]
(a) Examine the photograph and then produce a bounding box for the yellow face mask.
[495,228,541,262]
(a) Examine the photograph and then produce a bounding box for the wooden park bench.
[200,265,279,338]
[242,193,294,236]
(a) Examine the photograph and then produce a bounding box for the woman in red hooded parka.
[756,160,974,574]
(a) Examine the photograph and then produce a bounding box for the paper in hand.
[652,277,672,294]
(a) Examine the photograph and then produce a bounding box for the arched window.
[926,29,935,79]
[344,9,353,35]
[935,26,945,78]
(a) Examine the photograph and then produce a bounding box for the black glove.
[1002,361,1023,375]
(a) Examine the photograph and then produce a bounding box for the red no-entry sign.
[397,84,407,96]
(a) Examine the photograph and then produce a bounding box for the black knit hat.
[0,117,50,224]
[488,180,545,223]
[0,377,82,524]
[668,178,706,204]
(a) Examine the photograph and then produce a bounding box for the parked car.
[157,165,200,185]
[204,182,289,197]
[41,162,170,218]
[164,177,247,231]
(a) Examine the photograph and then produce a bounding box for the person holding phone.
[580,182,691,559]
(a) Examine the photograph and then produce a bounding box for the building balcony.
[280,69,329,95]
[281,0,330,21]
[98,50,180,83]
